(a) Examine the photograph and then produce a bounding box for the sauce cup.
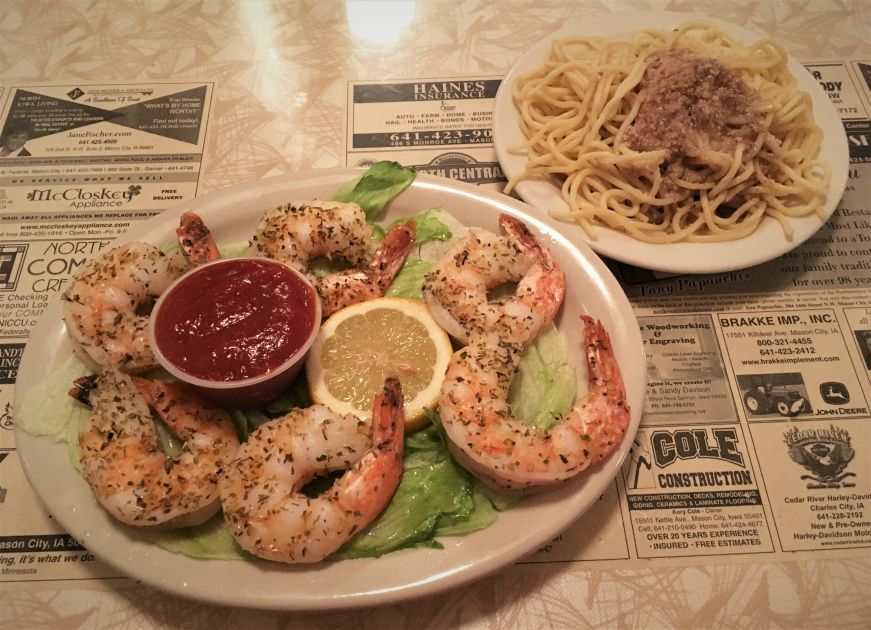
[148,257,321,408]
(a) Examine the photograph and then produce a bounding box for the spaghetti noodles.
[506,23,831,243]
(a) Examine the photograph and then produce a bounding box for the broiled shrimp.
[439,316,629,490]
[249,200,415,316]
[423,214,565,345]
[220,378,405,563]
[62,243,185,371]
[76,368,240,527]
[317,219,415,315]
[176,210,221,266]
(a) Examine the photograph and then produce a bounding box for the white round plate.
[14,169,645,611]
[493,11,850,274]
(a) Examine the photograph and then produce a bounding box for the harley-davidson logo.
[784,424,857,489]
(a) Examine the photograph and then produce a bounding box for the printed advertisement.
[0,82,213,226]
[623,424,774,559]
[718,308,867,422]
[345,77,506,189]
[639,314,736,424]
[750,420,871,552]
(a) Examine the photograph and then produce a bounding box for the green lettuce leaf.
[331,161,416,219]
[218,241,250,259]
[388,208,452,245]
[434,480,498,536]
[332,458,473,559]
[474,478,526,511]
[145,513,247,561]
[263,376,313,415]
[229,375,313,440]
[383,208,453,299]
[507,323,577,430]
[154,420,183,457]
[386,259,432,299]
[14,356,91,471]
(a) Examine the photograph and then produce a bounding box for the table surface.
[3,1,871,628]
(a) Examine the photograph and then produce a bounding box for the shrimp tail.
[577,315,630,462]
[336,377,405,524]
[581,315,624,393]
[177,211,220,266]
[374,377,405,451]
[370,219,416,292]
[68,374,98,405]
[68,373,195,410]
[317,220,416,316]
[499,215,552,268]
[500,214,565,324]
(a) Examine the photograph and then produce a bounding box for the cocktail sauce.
[153,258,318,382]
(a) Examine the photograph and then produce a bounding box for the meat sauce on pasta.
[507,23,830,243]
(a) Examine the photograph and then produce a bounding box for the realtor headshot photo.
[0,124,31,157]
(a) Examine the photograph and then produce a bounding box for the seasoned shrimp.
[250,200,372,266]
[62,243,185,371]
[76,368,240,527]
[439,316,629,490]
[249,200,415,316]
[220,378,405,563]
[176,210,221,266]
[423,214,566,345]
[317,219,415,315]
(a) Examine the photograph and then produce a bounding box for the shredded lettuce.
[331,161,416,219]
[264,377,312,414]
[229,409,250,442]
[159,240,179,255]
[230,376,313,441]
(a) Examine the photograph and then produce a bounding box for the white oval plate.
[493,11,850,274]
[14,169,645,611]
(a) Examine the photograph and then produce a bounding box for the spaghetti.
[506,23,831,243]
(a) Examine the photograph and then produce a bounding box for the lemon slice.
[306,297,453,430]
